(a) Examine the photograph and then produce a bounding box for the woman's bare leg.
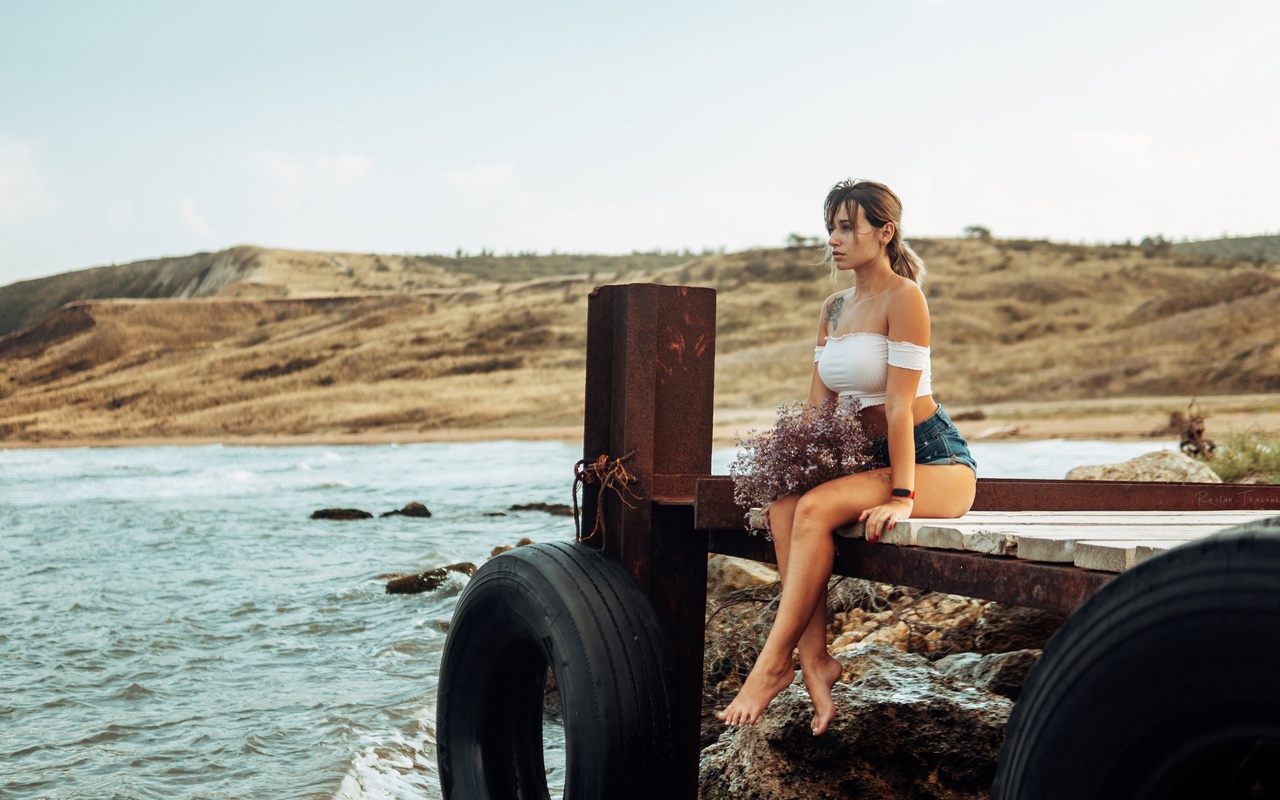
[717,473,880,728]
[764,495,843,734]
[797,592,843,734]
[717,464,975,729]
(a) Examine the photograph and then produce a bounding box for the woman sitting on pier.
[717,179,978,735]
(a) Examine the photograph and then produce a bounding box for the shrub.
[1208,430,1280,484]
[1140,234,1172,258]
[440,355,525,376]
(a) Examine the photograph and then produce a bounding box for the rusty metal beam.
[973,478,1280,512]
[693,476,1280,528]
[582,285,717,580]
[705,527,1113,615]
[580,284,716,799]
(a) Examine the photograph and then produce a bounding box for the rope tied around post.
[573,450,642,543]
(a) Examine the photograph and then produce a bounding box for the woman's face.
[828,202,886,271]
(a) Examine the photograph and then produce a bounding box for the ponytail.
[887,236,926,286]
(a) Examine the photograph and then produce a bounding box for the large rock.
[699,645,1011,800]
[935,649,1041,701]
[490,537,535,558]
[384,562,477,594]
[380,501,432,518]
[509,502,573,516]
[1064,449,1221,482]
[972,603,1066,653]
[311,508,372,520]
[707,555,779,599]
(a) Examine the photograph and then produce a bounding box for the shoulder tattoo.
[825,296,845,333]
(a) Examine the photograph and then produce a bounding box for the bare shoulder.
[889,278,928,314]
[887,278,930,343]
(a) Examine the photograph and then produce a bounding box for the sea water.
[0,438,1175,799]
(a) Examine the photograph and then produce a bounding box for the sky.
[1,0,1278,286]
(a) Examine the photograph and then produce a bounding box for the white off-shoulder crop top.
[814,332,932,408]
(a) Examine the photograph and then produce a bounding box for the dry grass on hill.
[1,239,1278,444]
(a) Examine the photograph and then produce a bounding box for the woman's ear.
[880,223,895,244]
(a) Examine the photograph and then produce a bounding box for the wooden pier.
[570,283,1280,799]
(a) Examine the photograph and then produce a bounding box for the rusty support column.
[581,283,715,798]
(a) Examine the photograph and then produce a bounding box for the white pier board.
[831,510,1278,573]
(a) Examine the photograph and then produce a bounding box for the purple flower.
[728,398,874,507]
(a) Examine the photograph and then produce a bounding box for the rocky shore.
[699,557,1064,799]
[695,447,1230,798]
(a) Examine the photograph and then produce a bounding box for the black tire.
[994,517,1280,800]
[436,541,681,799]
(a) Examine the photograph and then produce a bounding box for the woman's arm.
[860,284,930,540]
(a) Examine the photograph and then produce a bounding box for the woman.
[717,179,977,736]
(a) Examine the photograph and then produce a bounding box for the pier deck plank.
[821,510,1277,571]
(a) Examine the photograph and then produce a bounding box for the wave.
[331,716,438,800]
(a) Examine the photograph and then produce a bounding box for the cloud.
[249,151,373,216]
[443,162,515,192]
[0,133,57,231]
[178,198,213,236]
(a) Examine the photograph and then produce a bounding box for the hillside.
[0,247,691,338]
[1,239,1278,445]
[1174,234,1280,264]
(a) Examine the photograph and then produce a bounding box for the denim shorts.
[867,406,977,473]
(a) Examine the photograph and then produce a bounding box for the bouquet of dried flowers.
[729,398,874,509]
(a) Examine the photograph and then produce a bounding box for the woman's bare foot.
[801,654,843,735]
[715,656,796,727]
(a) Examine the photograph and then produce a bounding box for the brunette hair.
[821,179,926,285]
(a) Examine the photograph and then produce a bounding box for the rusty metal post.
[581,283,715,798]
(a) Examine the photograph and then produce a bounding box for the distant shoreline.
[5,397,1278,451]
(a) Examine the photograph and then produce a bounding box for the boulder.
[699,645,1011,800]
[972,603,1066,654]
[311,508,372,520]
[490,537,535,558]
[1064,449,1221,482]
[380,501,432,518]
[707,555,779,599]
[509,502,573,516]
[385,562,477,594]
[935,649,1042,701]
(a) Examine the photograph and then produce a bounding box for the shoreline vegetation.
[2,236,1278,451]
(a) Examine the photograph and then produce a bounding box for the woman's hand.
[760,503,772,533]
[858,498,913,543]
